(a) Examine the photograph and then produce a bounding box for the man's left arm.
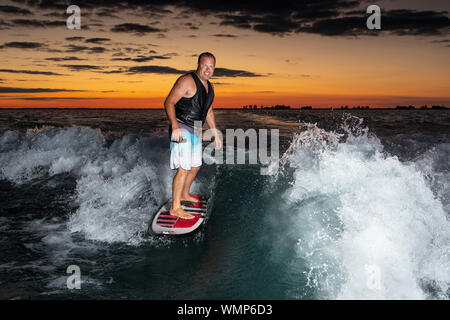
[205,106,222,149]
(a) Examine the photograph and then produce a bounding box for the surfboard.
[148,195,209,236]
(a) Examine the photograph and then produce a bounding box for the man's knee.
[177,167,190,176]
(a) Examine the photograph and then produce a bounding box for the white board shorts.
[170,128,202,170]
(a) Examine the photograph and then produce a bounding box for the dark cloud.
[85,37,111,44]
[63,44,107,54]
[0,5,33,15]
[111,23,166,35]
[211,33,238,38]
[14,97,102,100]
[123,47,142,54]
[0,41,44,49]
[217,14,253,30]
[58,64,105,71]
[382,9,450,36]
[298,9,450,36]
[183,22,200,30]
[0,86,84,93]
[297,15,367,36]
[29,0,68,11]
[87,46,108,54]
[202,1,448,37]
[220,13,299,36]
[45,56,87,61]
[0,69,62,76]
[112,55,171,62]
[65,37,85,41]
[94,9,121,19]
[126,65,187,74]
[212,68,263,77]
[3,1,448,40]
[64,44,89,52]
[11,18,66,28]
[0,19,11,30]
[213,1,360,35]
[432,39,450,47]
[120,65,263,77]
[253,14,302,35]
[100,69,127,74]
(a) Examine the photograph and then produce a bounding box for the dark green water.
[1,109,449,299]
[0,162,311,299]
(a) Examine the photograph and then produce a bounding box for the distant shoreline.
[0,107,448,110]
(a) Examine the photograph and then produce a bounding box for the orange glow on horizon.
[0,93,448,109]
[0,4,449,109]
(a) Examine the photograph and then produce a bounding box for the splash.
[279,114,450,299]
[0,126,173,245]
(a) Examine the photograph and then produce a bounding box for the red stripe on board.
[158,214,178,219]
[157,223,174,227]
[157,220,176,224]
[158,218,177,221]
[173,214,201,229]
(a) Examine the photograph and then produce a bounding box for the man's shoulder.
[178,72,194,81]
[176,73,195,87]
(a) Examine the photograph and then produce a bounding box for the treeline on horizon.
[1,105,448,110]
[241,104,448,110]
[242,104,291,110]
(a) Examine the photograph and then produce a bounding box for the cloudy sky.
[0,0,449,108]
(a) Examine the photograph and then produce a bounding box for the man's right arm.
[164,75,189,141]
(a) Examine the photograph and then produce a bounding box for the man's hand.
[213,129,222,149]
[171,125,183,142]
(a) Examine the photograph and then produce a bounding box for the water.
[0,109,449,299]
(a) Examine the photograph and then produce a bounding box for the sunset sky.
[0,0,449,108]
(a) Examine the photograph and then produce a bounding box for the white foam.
[0,127,104,182]
[282,118,450,299]
[0,127,173,245]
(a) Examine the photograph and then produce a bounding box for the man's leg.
[170,167,194,219]
[181,165,201,202]
[181,127,203,202]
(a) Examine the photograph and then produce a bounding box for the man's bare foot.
[170,207,195,219]
[181,194,199,203]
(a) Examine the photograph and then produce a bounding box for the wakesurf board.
[148,195,209,236]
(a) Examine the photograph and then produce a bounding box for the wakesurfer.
[164,52,222,219]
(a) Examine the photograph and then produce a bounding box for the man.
[164,52,222,219]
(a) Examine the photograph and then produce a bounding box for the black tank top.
[174,72,214,127]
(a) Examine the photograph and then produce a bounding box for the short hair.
[198,52,216,65]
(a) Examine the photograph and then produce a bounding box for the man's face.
[198,56,215,80]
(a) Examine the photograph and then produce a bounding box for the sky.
[0,0,449,108]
